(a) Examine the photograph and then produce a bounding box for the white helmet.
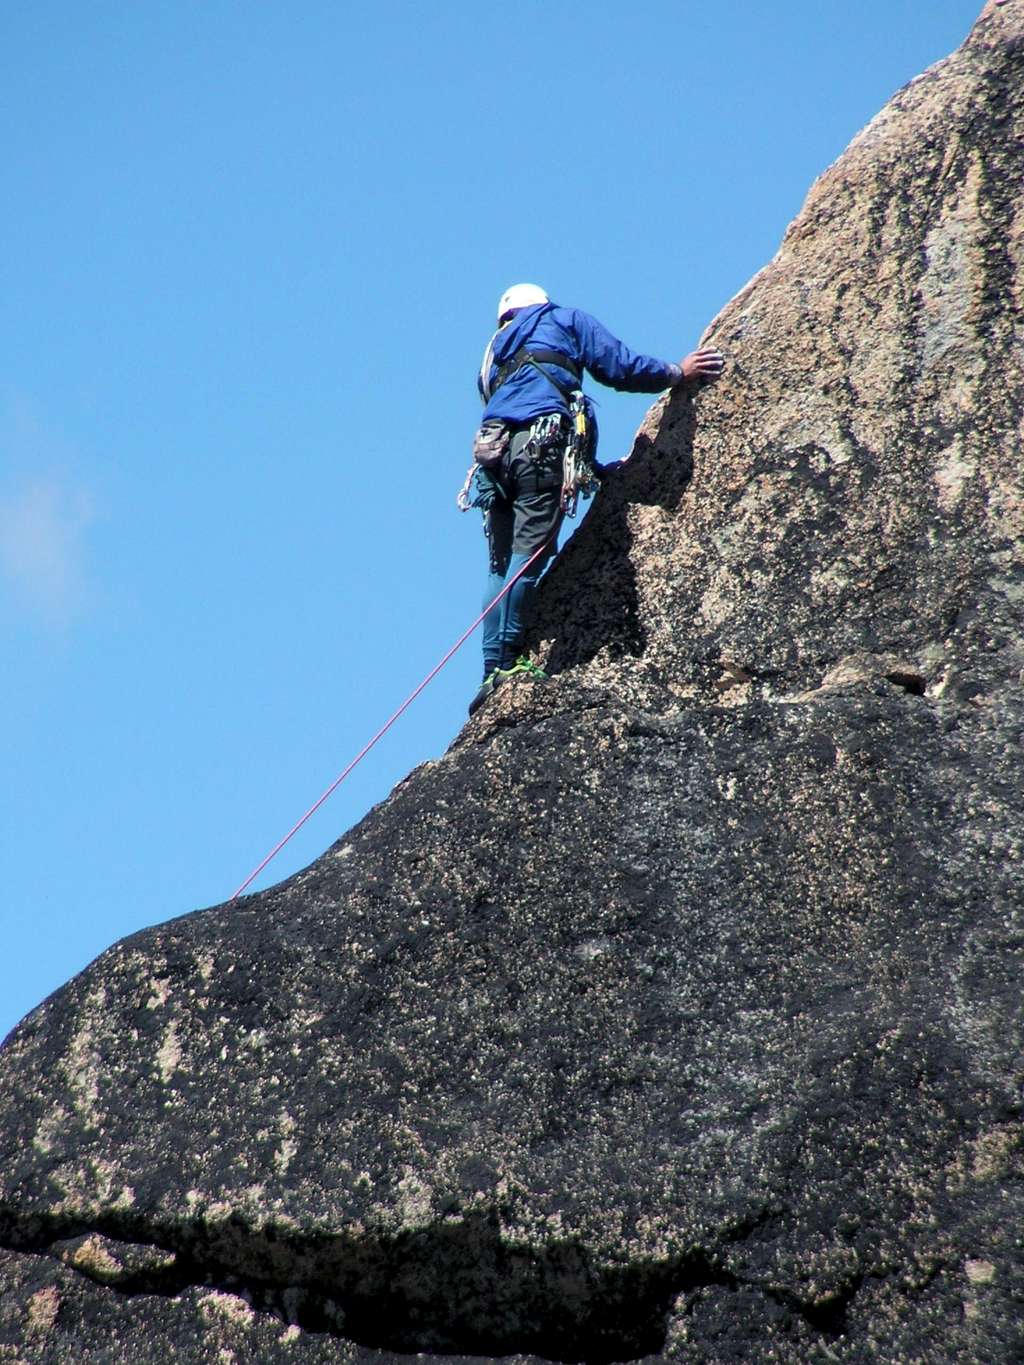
[497,283,548,323]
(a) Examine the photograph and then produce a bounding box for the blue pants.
[480,427,564,676]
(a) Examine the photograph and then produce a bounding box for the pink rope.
[229,534,555,900]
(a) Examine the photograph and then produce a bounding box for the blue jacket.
[478,302,680,427]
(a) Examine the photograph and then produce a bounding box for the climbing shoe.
[468,668,502,717]
[497,656,548,682]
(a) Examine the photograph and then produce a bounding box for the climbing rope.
[229,533,556,901]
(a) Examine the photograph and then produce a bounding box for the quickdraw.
[456,463,477,512]
[560,391,599,518]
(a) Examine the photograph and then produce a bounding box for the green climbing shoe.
[497,656,548,682]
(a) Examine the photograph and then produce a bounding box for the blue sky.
[2,0,981,1041]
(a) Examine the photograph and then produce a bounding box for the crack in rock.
[0,1214,866,1362]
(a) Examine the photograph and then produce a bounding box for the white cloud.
[0,475,96,624]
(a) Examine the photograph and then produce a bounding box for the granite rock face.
[535,0,1024,718]
[2,4,1023,1362]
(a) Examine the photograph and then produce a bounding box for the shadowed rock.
[2,4,1023,1362]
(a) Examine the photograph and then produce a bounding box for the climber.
[464,283,724,715]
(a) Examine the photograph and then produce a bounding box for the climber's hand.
[679,348,725,385]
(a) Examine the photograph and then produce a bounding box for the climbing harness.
[460,344,599,517]
[229,531,556,901]
[488,348,583,399]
